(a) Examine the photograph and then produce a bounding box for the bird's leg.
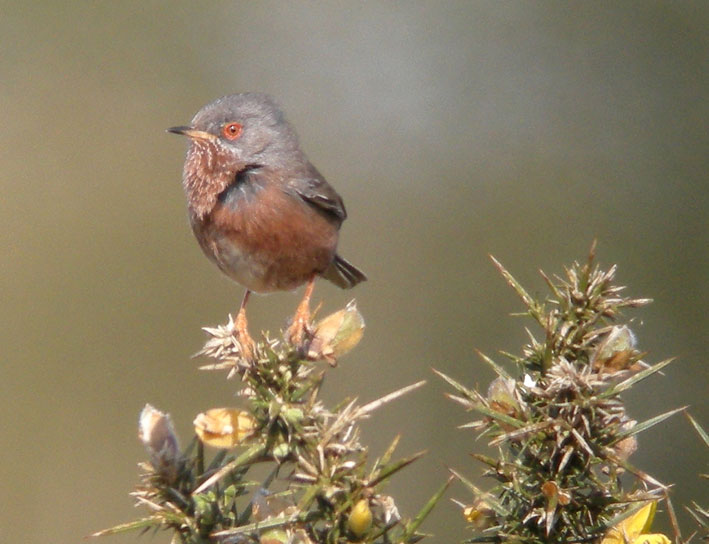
[235,290,256,360]
[287,277,316,346]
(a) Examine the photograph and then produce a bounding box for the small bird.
[168,93,366,356]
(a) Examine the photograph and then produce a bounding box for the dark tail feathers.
[322,254,367,289]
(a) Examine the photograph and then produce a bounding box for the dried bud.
[193,408,255,449]
[348,499,373,537]
[487,377,520,415]
[613,420,638,462]
[138,404,180,479]
[308,301,365,364]
[592,325,638,372]
[541,480,571,506]
[614,435,638,462]
[373,494,401,524]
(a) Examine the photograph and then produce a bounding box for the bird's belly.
[211,234,276,292]
[192,187,340,293]
[207,229,333,293]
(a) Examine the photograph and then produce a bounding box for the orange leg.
[287,277,316,346]
[235,290,256,360]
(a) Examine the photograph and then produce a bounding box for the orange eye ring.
[222,122,243,140]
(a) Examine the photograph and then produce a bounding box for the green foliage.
[441,245,682,543]
[95,304,445,543]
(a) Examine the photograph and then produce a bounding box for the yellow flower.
[462,499,496,530]
[193,408,255,448]
[601,501,670,544]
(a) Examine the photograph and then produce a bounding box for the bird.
[168,93,366,358]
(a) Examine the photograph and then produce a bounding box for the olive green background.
[1,2,706,543]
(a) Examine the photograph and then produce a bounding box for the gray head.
[169,93,307,217]
[168,93,302,172]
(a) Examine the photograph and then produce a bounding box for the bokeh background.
[1,2,707,542]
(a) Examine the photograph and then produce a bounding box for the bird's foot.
[234,307,256,361]
[287,309,313,348]
[287,278,316,348]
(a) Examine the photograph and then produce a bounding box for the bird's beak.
[166,126,217,141]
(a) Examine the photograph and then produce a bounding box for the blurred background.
[1,2,706,542]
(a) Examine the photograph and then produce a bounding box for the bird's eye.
[222,122,243,140]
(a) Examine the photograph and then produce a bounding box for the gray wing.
[291,165,347,222]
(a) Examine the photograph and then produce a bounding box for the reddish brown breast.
[191,178,340,293]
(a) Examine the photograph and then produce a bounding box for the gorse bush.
[439,245,696,544]
[95,302,447,543]
[95,245,706,543]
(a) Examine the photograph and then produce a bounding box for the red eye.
[222,122,243,140]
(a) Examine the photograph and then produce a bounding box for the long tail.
[322,254,367,289]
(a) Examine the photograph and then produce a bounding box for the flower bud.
[193,408,255,449]
[308,301,365,364]
[348,499,373,537]
[259,529,288,544]
[138,404,180,480]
